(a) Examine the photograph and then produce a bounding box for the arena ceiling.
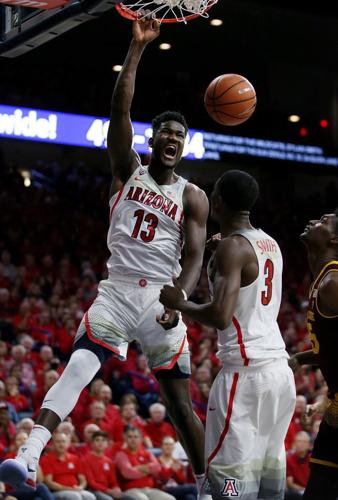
[1,0,338,145]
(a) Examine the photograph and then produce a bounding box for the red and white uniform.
[205,228,296,500]
[107,165,186,281]
[210,228,287,366]
[75,166,190,373]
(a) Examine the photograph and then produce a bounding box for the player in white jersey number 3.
[0,15,210,499]
[160,170,296,500]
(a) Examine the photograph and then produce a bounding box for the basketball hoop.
[115,0,218,23]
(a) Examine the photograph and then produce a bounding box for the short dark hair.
[217,170,259,211]
[152,111,188,136]
[124,425,141,436]
[91,431,109,441]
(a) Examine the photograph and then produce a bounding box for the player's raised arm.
[107,15,160,183]
[177,184,209,296]
[160,237,246,329]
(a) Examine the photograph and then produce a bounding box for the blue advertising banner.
[1,104,337,166]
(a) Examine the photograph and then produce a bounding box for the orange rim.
[115,1,216,23]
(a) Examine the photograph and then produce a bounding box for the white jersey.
[107,165,187,281]
[207,228,288,366]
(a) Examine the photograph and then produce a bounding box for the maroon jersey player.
[289,210,338,500]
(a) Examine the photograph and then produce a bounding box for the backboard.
[0,0,117,57]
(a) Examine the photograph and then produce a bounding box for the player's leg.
[158,376,208,498]
[258,360,296,500]
[205,364,292,500]
[0,348,101,489]
[302,419,338,500]
[302,463,338,500]
[0,281,130,490]
[135,286,207,497]
[205,368,257,500]
[157,370,205,475]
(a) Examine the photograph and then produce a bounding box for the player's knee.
[64,349,100,386]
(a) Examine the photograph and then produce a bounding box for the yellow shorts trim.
[310,458,338,469]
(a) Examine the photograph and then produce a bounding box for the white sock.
[17,425,52,462]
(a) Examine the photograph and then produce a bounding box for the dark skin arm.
[107,16,160,192]
[289,272,338,371]
[288,350,319,372]
[160,237,249,330]
[156,183,209,330]
[177,183,209,296]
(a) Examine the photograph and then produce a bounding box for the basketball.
[204,74,257,126]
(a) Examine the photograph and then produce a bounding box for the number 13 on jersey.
[131,209,159,243]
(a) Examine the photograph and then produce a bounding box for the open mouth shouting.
[163,144,177,161]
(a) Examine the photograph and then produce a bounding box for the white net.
[118,0,218,23]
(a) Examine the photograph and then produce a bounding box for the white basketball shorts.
[75,276,190,374]
[205,358,296,500]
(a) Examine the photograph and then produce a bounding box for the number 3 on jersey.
[131,209,158,243]
[261,258,274,306]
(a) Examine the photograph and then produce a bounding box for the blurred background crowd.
[0,155,335,499]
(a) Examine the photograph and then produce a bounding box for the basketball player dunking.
[160,170,296,500]
[289,211,338,500]
[0,16,210,499]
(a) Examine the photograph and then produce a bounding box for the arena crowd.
[0,157,335,499]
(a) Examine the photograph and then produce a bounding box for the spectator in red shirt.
[74,423,100,457]
[33,369,60,413]
[41,432,96,500]
[115,427,175,500]
[30,309,57,344]
[157,436,197,500]
[7,345,35,391]
[11,302,33,337]
[37,345,55,369]
[81,401,116,440]
[144,403,176,448]
[285,420,298,452]
[56,318,78,357]
[18,333,39,365]
[128,355,159,400]
[0,341,9,378]
[17,417,35,435]
[82,431,133,500]
[89,379,105,400]
[0,381,18,424]
[55,421,80,454]
[5,376,30,413]
[291,396,307,434]
[0,402,16,459]
[285,431,311,499]
[112,403,151,448]
[95,385,120,422]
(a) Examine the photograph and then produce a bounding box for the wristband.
[181,289,188,301]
